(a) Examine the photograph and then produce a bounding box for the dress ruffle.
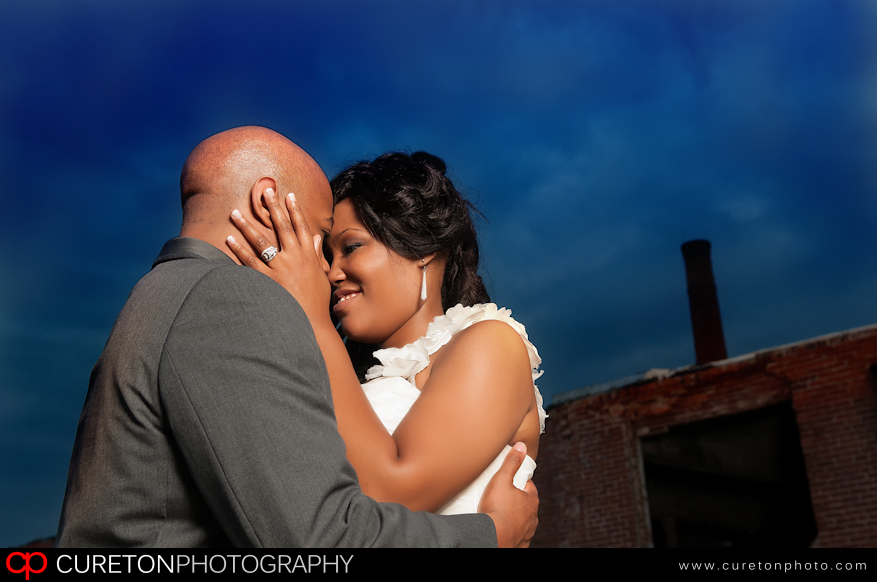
[365,303,547,433]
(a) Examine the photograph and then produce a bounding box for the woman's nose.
[328,260,345,285]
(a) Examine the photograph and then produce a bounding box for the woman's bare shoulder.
[427,318,534,403]
[437,319,529,362]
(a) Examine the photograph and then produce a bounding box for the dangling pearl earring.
[421,260,427,301]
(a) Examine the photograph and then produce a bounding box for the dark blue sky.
[2,0,876,546]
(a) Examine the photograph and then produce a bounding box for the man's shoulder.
[181,261,302,306]
[134,239,275,307]
[152,260,313,348]
[128,254,228,312]
[183,264,311,330]
[106,248,245,345]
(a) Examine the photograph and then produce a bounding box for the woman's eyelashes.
[342,242,362,256]
[324,241,361,266]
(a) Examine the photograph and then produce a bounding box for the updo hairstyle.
[330,151,489,311]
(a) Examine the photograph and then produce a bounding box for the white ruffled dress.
[361,303,546,515]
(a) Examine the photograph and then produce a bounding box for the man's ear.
[250,177,278,228]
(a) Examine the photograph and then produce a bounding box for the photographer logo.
[6,552,47,580]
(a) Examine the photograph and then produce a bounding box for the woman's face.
[327,199,424,347]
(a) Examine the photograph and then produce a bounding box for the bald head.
[181,126,322,209]
[178,126,333,260]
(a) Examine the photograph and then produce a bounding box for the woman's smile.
[332,289,360,313]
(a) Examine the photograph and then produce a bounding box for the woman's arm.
[311,315,536,512]
[227,191,536,512]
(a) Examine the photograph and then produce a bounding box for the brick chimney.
[681,240,727,364]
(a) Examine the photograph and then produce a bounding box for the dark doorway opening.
[641,403,817,548]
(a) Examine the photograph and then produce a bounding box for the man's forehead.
[314,179,334,230]
[292,165,332,230]
[299,193,333,232]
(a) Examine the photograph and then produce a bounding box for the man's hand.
[478,442,539,548]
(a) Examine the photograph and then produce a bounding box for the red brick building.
[532,241,877,549]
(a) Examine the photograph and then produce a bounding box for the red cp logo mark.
[6,552,47,580]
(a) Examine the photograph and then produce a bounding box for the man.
[56,126,537,547]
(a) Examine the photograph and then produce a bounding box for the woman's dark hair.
[331,151,489,309]
[330,151,490,378]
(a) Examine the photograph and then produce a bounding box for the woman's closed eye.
[343,242,362,256]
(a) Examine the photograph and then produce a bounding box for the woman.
[228,152,545,514]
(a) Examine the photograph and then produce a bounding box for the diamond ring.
[260,246,279,263]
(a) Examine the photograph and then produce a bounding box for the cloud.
[715,194,769,222]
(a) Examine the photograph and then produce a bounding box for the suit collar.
[152,237,236,269]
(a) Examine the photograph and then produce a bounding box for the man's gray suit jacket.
[56,237,496,547]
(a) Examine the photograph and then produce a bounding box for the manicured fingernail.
[265,188,275,198]
[232,209,242,219]
[288,192,296,203]
[227,235,237,244]
[513,442,527,453]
